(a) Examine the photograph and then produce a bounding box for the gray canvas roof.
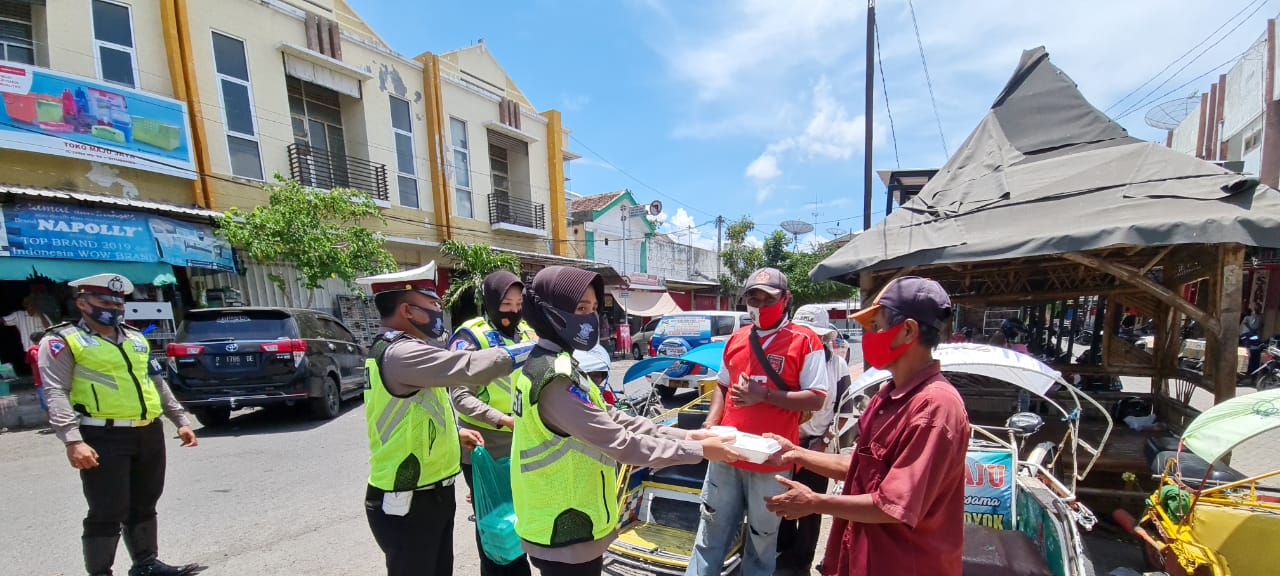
[812,47,1280,283]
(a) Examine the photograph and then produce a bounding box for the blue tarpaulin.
[623,341,725,384]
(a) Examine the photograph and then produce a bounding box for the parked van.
[648,311,752,398]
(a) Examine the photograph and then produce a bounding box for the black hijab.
[482,270,523,337]
[522,266,604,350]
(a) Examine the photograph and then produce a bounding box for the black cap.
[851,276,952,330]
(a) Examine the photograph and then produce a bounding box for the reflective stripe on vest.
[364,333,461,491]
[60,324,161,420]
[455,317,535,431]
[510,352,619,547]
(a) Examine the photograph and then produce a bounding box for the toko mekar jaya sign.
[0,63,195,179]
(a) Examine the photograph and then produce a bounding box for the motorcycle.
[1250,344,1280,391]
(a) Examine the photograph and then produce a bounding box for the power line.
[874,21,901,169]
[567,134,716,218]
[1113,0,1272,120]
[906,0,948,158]
[1104,0,1267,114]
[1113,47,1255,122]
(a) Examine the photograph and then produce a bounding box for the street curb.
[0,391,48,431]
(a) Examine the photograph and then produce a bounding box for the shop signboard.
[964,450,1014,530]
[0,63,195,179]
[0,202,158,262]
[149,217,234,271]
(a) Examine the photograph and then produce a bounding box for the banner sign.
[964,451,1014,530]
[0,202,234,272]
[0,63,195,179]
[150,217,234,271]
[1,202,158,262]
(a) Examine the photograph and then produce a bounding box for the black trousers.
[80,421,166,540]
[529,556,604,576]
[776,460,830,572]
[365,483,456,576]
[461,463,532,576]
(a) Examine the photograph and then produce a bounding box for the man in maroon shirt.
[764,276,969,576]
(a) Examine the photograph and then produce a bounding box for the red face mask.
[861,322,913,369]
[749,297,788,330]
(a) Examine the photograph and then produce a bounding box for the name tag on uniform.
[382,491,413,516]
[130,338,148,353]
[76,333,99,347]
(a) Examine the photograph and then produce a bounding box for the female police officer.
[509,266,741,575]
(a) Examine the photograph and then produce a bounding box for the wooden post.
[1153,265,1184,422]
[1206,244,1246,404]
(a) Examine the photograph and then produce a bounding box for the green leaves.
[215,177,398,301]
[439,240,520,309]
[717,215,854,306]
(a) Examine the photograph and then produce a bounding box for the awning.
[610,287,683,317]
[279,42,372,99]
[0,258,176,285]
[0,185,222,220]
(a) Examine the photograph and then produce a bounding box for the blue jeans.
[685,462,791,576]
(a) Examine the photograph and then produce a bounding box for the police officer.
[449,270,536,576]
[511,266,741,575]
[358,263,534,576]
[40,274,200,576]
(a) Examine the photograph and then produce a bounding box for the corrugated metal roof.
[0,185,223,220]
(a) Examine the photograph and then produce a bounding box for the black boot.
[123,520,200,576]
[83,535,119,576]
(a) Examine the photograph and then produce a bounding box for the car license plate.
[214,354,257,368]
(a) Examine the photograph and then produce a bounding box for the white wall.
[588,200,651,275]
[647,235,718,282]
[1170,101,1202,156]
[1222,37,1267,142]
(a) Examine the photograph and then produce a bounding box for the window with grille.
[0,0,33,65]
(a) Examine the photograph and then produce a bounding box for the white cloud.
[746,153,781,182]
[744,235,764,249]
[754,185,775,204]
[559,93,592,112]
[658,208,718,250]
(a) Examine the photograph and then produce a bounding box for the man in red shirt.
[764,276,969,576]
[687,268,828,576]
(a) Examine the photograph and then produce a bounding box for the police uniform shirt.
[40,321,191,444]
[376,328,515,395]
[448,326,527,463]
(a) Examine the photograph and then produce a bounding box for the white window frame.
[0,2,35,65]
[390,95,419,209]
[489,143,510,197]
[211,30,264,181]
[89,0,139,89]
[450,117,473,219]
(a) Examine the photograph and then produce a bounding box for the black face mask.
[409,305,446,340]
[545,306,600,351]
[89,305,124,327]
[490,310,523,339]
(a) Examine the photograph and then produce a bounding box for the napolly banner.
[0,202,159,262]
[963,451,1015,530]
[0,63,195,179]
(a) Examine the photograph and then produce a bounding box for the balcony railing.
[489,192,546,230]
[288,143,389,201]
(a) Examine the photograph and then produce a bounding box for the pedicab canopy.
[812,46,1280,282]
[1180,387,1280,466]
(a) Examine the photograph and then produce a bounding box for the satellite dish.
[780,220,814,235]
[780,220,815,249]
[648,200,663,216]
[1145,94,1200,131]
[826,227,846,237]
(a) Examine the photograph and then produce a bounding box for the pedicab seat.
[650,461,709,489]
[961,524,1053,576]
[1150,451,1247,489]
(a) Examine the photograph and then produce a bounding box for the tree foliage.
[718,216,764,297]
[716,215,855,307]
[216,177,397,305]
[440,240,521,310]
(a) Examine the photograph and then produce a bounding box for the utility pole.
[863,0,875,231]
[715,214,724,279]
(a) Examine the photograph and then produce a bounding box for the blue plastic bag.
[472,446,523,565]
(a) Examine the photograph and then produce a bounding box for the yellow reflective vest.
[454,316,535,431]
[55,323,162,420]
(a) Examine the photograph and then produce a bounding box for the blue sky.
[350,0,1278,250]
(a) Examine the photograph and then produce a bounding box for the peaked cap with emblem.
[69,273,134,303]
[356,261,440,299]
